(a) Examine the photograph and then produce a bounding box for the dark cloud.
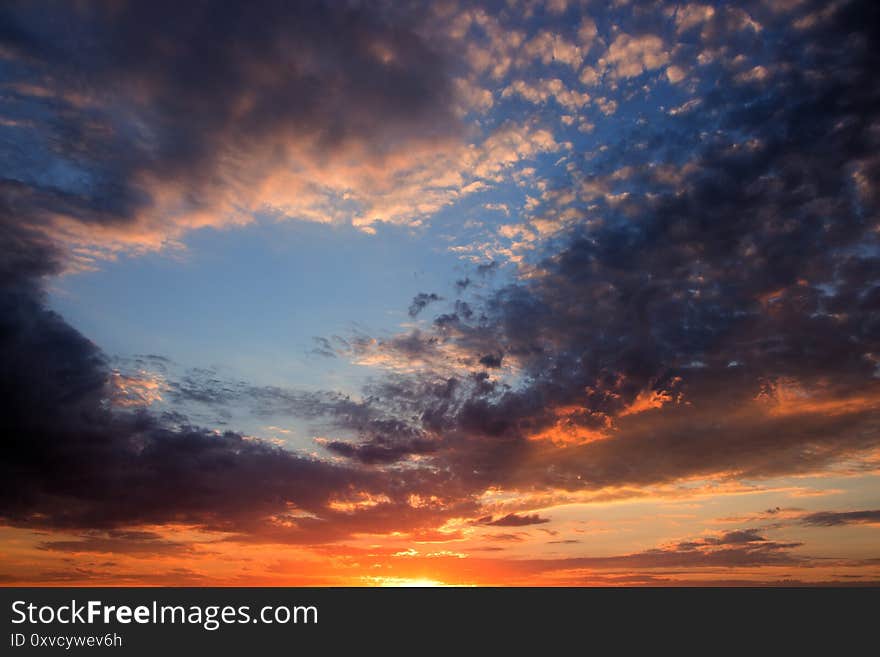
[800,510,880,527]
[311,337,338,359]
[481,513,550,527]
[485,533,526,543]
[38,530,197,556]
[0,2,467,538]
[434,301,475,330]
[0,0,460,231]
[517,530,803,571]
[478,352,504,369]
[0,217,476,540]
[681,529,767,548]
[0,283,476,537]
[409,292,443,317]
[322,433,438,465]
[401,529,813,581]
[298,0,880,495]
[13,567,211,586]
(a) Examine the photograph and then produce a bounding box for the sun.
[364,576,455,587]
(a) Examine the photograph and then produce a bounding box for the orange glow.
[756,379,880,417]
[362,577,460,587]
[528,405,609,446]
[328,493,393,513]
[529,384,679,446]
[618,387,678,417]
[108,370,165,408]
[3,520,878,587]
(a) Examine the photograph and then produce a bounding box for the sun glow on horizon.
[362,576,467,587]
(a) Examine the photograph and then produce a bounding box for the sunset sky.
[2,0,879,586]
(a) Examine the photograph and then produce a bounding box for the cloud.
[673,4,717,33]
[320,434,439,466]
[0,0,464,256]
[481,513,550,527]
[502,78,591,111]
[479,353,504,369]
[485,533,526,542]
[800,510,880,527]
[521,30,584,69]
[514,528,804,571]
[0,217,463,540]
[603,34,669,78]
[409,293,443,318]
[38,531,197,557]
[584,531,802,569]
[2,2,583,254]
[295,0,880,497]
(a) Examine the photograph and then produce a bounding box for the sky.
[1,0,879,586]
